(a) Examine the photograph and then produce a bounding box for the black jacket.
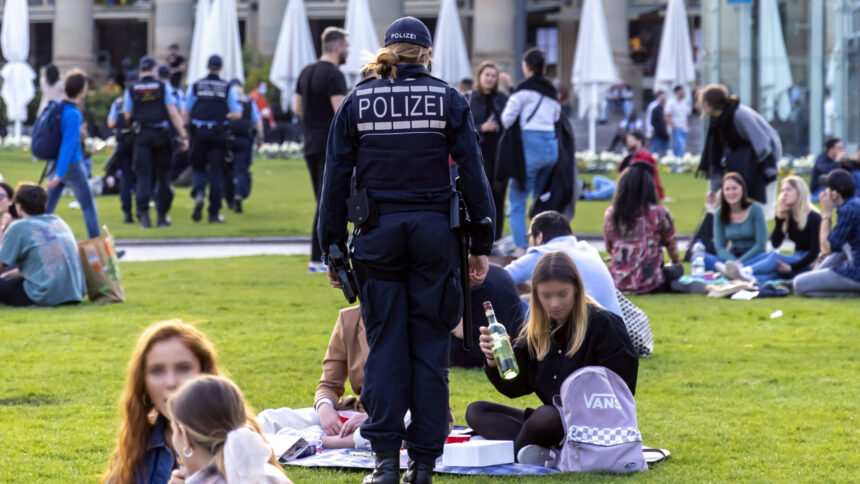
[485,306,638,405]
[651,104,669,140]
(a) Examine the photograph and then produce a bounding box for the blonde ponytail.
[363,42,433,80]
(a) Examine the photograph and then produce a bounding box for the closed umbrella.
[342,0,379,86]
[187,0,211,85]
[758,0,792,121]
[0,0,36,145]
[270,0,317,111]
[432,0,471,86]
[653,0,695,96]
[188,0,244,84]
[572,0,618,152]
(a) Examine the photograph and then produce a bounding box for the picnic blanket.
[285,448,560,476]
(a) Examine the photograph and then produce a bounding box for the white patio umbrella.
[758,0,792,121]
[188,0,244,84]
[432,0,471,86]
[572,0,618,152]
[270,0,317,111]
[653,0,695,96]
[0,0,36,145]
[187,0,211,85]
[342,0,379,86]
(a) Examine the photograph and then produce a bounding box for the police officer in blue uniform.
[123,56,190,228]
[107,71,137,223]
[184,54,241,223]
[319,17,494,484]
[225,79,262,213]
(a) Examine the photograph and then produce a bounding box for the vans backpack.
[31,100,70,160]
[550,366,647,473]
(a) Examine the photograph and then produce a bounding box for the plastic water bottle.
[691,239,706,279]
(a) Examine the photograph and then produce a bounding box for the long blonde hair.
[363,42,432,79]
[778,175,818,231]
[168,375,283,478]
[101,320,222,484]
[518,252,597,361]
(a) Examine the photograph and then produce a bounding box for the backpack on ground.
[549,366,647,473]
[31,100,69,161]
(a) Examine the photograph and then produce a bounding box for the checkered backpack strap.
[615,289,654,357]
[551,367,647,473]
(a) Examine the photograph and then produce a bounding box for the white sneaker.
[516,445,551,466]
[308,261,328,274]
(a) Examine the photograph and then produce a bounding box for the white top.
[504,235,622,316]
[501,89,561,132]
[665,97,689,132]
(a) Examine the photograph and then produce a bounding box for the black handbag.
[530,115,577,220]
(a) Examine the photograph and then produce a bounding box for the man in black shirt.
[294,26,349,273]
[649,91,669,156]
[167,43,186,88]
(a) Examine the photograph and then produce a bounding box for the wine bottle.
[483,301,519,380]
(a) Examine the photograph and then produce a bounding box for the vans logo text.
[584,393,622,410]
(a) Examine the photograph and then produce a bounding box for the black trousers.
[190,126,225,216]
[0,277,33,306]
[133,127,173,215]
[353,211,461,465]
[465,401,564,455]
[114,139,135,215]
[224,137,253,201]
[305,152,325,262]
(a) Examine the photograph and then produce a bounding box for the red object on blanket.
[445,435,470,444]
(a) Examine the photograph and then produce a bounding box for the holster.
[346,188,378,230]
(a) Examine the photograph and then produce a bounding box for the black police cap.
[384,17,432,48]
[207,55,223,69]
[139,56,156,71]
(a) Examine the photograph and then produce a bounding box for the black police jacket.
[318,63,495,257]
[190,74,230,122]
[230,100,254,138]
[129,76,169,125]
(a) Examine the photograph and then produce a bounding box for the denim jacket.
[136,414,178,484]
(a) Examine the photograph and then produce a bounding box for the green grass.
[0,150,717,239]
[1,255,857,482]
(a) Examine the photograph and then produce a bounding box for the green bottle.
[484,301,520,380]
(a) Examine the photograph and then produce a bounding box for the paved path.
[116,235,697,262]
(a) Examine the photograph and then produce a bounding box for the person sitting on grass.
[0,182,20,244]
[167,375,291,484]
[603,163,681,294]
[794,169,860,297]
[742,176,821,282]
[504,210,622,316]
[0,184,85,307]
[258,306,455,450]
[810,138,846,202]
[101,320,246,484]
[466,251,638,465]
[704,172,768,280]
[617,130,665,200]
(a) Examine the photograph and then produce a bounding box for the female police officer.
[318,17,494,484]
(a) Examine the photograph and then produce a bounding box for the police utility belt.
[346,188,454,232]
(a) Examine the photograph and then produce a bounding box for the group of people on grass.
[99,238,639,482]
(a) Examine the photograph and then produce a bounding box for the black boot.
[401,459,433,484]
[138,211,151,229]
[157,214,172,227]
[191,195,204,222]
[123,211,134,224]
[362,452,400,484]
[233,196,243,213]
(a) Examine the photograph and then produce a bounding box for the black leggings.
[0,276,33,307]
[465,401,564,455]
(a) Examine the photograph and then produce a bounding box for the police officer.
[107,71,137,223]
[318,17,494,484]
[224,79,262,213]
[184,54,241,223]
[123,56,190,228]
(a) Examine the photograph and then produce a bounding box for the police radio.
[328,243,359,304]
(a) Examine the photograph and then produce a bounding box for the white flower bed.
[577,150,815,175]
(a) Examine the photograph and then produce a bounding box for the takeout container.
[442,440,514,467]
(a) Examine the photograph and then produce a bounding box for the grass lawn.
[1,255,857,482]
[0,150,717,239]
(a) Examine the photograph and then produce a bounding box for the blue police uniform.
[319,47,495,482]
[224,98,260,207]
[124,75,179,226]
[185,71,240,221]
[108,96,136,221]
